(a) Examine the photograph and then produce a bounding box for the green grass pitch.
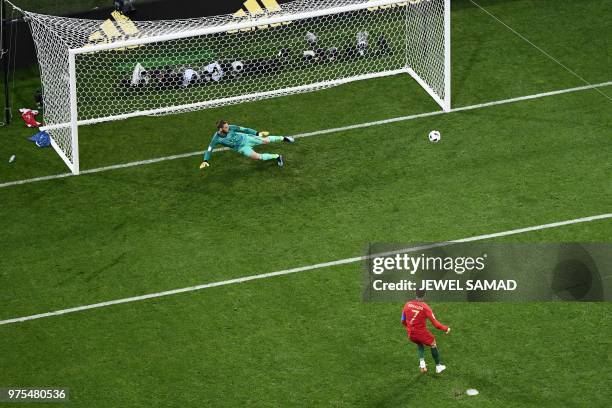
[0,0,611,406]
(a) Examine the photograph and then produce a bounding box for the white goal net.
[23,0,450,174]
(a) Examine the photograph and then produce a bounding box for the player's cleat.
[435,364,446,374]
[419,360,427,373]
[199,161,210,169]
[277,155,285,167]
[283,136,295,143]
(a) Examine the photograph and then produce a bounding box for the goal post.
[68,51,80,175]
[24,0,451,174]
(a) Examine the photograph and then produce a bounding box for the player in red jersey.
[401,289,451,374]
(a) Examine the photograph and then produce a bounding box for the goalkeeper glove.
[200,161,210,169]
[258,131,270,137]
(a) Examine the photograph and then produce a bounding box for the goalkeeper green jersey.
[204,125,259,161]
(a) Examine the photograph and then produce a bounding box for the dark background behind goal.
[3,0,293,69]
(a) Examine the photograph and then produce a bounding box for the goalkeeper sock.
[268,136,284,143]
[260,153,279,161]
[431,347,441,365]
[417,344,425,360]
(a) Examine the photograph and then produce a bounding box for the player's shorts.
[409,330,436,346]
[236,135,264,157]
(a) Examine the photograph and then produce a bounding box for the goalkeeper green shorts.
[236,135,264,157]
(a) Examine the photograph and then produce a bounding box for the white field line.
[1,80,611,190]
[1,213,610,326]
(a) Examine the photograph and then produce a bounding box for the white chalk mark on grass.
[1,80,610,189]
[1,213,610,326]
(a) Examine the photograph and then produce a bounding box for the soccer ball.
[232,61,244,73]
[305,32,317,45]
[428,130,441,143]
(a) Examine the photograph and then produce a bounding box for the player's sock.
[417,344,426,372]
[267,136,284,143]
[417,344,425,360]
[260,153,279,161]
[431,347,441,365]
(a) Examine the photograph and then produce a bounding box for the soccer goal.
[23,0,450,174]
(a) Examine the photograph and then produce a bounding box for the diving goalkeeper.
[200,120,295,169]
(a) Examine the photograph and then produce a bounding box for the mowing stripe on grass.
[469,0,612,102]
[295,81,612,138]
[1,80,610,190]
[1,213,610,326]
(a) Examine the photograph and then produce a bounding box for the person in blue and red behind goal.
[402,289,451,374]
